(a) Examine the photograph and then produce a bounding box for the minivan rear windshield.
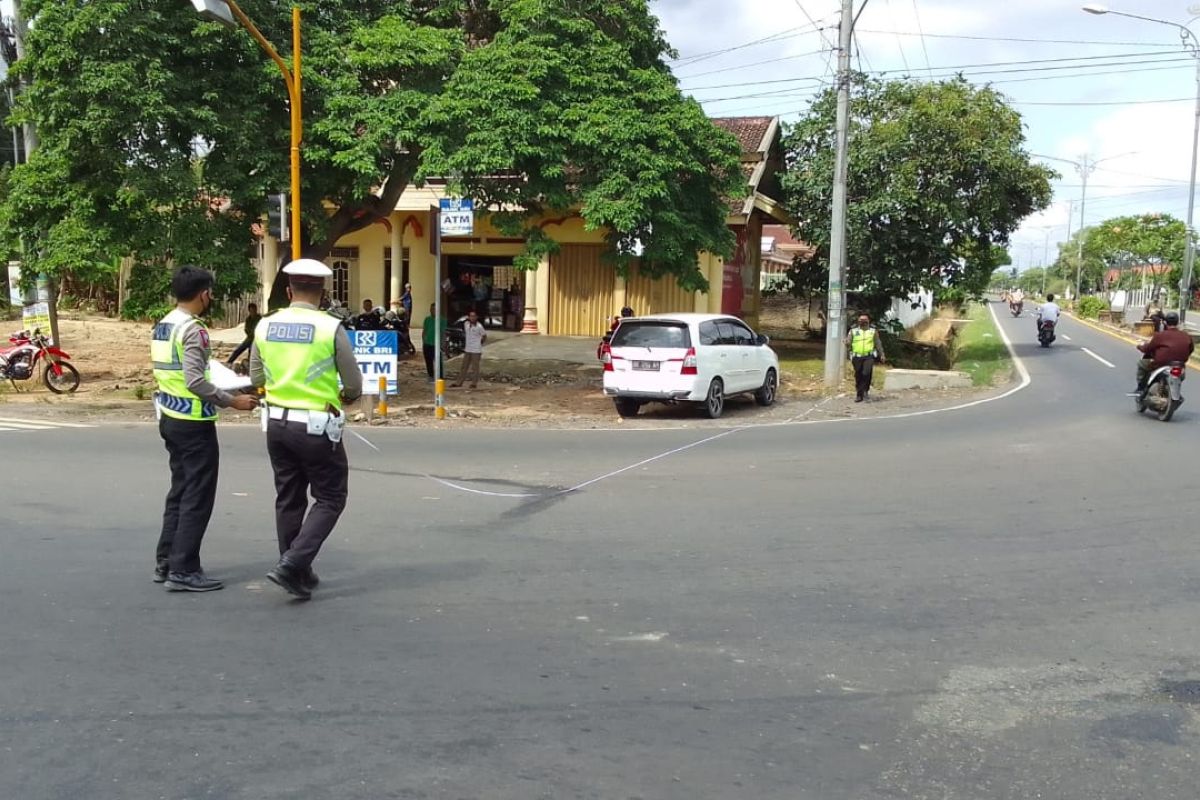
[611,321,692,349]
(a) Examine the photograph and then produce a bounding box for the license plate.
[632,360,660,371]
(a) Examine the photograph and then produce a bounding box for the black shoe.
[266,561,312,600]
[855,394,864,403]
[164,571,224,592]
[153,560,169,584]
[300,568,319,591]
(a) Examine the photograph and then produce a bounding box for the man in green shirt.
[225,302,261,366]
[422,303,446,383]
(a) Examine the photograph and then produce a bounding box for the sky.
[3,1,1197,271]
[653,0,1200,271]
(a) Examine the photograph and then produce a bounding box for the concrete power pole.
[823,0,854,389]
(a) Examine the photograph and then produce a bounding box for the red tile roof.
[712,116,774,155]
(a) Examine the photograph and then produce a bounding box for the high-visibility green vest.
[151,308,217,421]
[255,306,343,411]
[850,327,876,357]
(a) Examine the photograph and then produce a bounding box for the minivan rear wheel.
[702,378,725,419]
[614,397,641,418]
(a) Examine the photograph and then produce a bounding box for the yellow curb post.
[435,379,445,420]
[376,375,387,417]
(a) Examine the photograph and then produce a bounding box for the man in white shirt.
[453,309,487,389]
[1037,293,1060,335]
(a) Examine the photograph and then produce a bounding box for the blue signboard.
[350,330,398,394]
[439,198,474,236]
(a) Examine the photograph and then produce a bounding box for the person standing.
[225,302,262,366]
[401,282,413,322]
[152,266,259,592]
[250,259,363,600]
[422,302,445,383]
[845,313,885,403]
[453,309,486,388]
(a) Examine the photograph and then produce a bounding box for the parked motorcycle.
[1135,360,1185,422]
[0,329,80,393]
[1037,319,1056,348]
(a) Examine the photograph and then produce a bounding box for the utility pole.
[823,0,854,389]
[1063,198,1074,298]
[1075,155,1093,302]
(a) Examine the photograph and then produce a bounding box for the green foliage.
[1058,213,1188,294]
[6,0,740,310]
[781,77,1054,317]
[954,303,1012,387]
[1077,295,1108,319]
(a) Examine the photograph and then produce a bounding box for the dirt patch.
[0,313,1010,429]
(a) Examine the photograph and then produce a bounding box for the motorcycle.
[0,329,80,393]
[1037,319,1056,348]
[1135,360,1185,422]
[1010,301,1023,317]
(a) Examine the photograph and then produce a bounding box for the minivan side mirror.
[755,333,769,346]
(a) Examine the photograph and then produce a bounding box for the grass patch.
[954,304,1012,386]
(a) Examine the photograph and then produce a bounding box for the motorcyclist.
[1009,287,1024,314]
[1036,293,1060,336]
[1135,311,1194,393]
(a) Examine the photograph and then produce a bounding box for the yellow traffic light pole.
[222,2,303,262]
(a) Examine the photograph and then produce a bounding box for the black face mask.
[200,291,213,317]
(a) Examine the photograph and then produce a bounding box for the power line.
[668,24,822,66]
[856,29,1174,47]
[909,0,934,79]
[1011,97,1191,107]
[883,0,911,73]
[792,0,837,50]
[675,48,830,79]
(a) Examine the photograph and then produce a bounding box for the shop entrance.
[445,256,525,330]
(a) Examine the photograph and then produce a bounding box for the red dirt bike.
[0,329,80,393]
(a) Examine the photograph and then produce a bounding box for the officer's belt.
[268,406,316,423]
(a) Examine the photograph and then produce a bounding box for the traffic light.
[266,193,288,241]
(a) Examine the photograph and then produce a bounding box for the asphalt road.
[4,301,1200,800]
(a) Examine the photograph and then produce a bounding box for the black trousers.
[852,355,875,397]
[266,418,349,570]
[227,337,253,363]
[157,417,219,573]
[423,344,444,379]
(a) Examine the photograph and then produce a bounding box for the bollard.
[435,378,445,420]
[376,375,388,417]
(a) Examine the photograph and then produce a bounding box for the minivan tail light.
[681,347,698,375]
[601,342,613,371]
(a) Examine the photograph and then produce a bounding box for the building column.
[261,234,279,308]
[536,253,551,333]
[389,214,403,305]
[522,260,541,333]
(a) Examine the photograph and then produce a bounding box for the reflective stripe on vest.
[255,307,342,412]
[151,308,216,421]
[851,327,876,357]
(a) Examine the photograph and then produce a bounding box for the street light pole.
[1084,5,1200,319]
[192,1,303,264]
[823,0,855,389]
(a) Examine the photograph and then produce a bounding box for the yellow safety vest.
[850,327,876,357]
[255,306,343,412]
[151,308,217,421]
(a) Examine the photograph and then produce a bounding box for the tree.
[3,0,741,312]
[780,76,1055,316]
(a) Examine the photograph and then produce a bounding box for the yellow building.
[257,116,788,337]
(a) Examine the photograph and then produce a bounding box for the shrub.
[1077,296,1108,319]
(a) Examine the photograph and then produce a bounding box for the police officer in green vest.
[152,266,259,592]
[250,259,363,600]
[845,312,886,403]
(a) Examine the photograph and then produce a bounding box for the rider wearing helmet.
[1136,311,1194,392]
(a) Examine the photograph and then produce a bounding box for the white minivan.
[600,313,780,419]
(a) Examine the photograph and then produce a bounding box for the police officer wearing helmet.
[845,312,886,403]
[152,266,260,592]
[250,259,363,600]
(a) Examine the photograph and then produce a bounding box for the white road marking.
[0,417,95,431]
[1061,334,1072,341]
[1081,347,1116,368]
[423,304,1035,500]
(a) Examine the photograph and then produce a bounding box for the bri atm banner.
[350,330,398,394]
